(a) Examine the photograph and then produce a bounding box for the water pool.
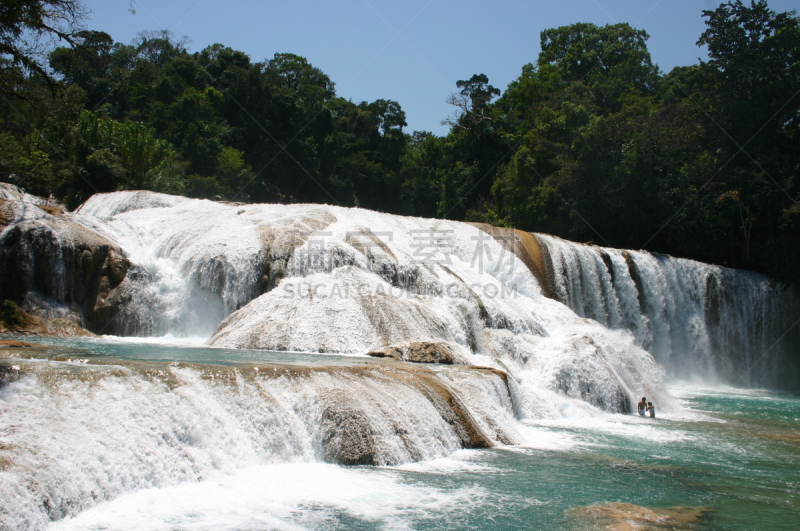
[2,336,797,530]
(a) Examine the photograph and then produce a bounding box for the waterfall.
[536,234,800,388]
[3,186,796,391]
[4,186,797,529]
[0,358,514,528]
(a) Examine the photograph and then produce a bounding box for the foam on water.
[390,449,501,474]
[537,234,799,388]
[2,189,797,528]
[48,463,489,531]
[0,356,516,528]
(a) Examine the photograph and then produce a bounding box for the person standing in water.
[647,401,656,418]
[638,397,647,416]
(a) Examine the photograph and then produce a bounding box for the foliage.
[1,0,85,93]
[487,1,800,280]
[1,299,24,327]
[1,0,798,282]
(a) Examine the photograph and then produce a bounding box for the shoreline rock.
[0,184,131,334]
[0,300,95,337]
[0,339,35,348]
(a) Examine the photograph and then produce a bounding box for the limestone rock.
[403,370,494,449]
[467,223,551,296]
[0,300,95,337]
[0,185,130,334]
[318,366,496,466]
[0,339,35,348]
[567,502,710,530]
[467,365,510,387]
[367,341,459,364]
[320,389,380,465]
[209,266,456,353]
[552,335,634,413]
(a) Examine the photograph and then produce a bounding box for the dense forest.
[2,0,799,282]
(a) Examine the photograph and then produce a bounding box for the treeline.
[1,1,799,282]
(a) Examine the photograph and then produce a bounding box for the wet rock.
[320,389,379,465]
[548,334,635,414]
[467,365,510,387]
[367,341,458,364]
[554,364,632,414]
[318,366,497,466]
[567,502,710,530]
[209,267,455,353]
[467,223,551,297]
[403,371,493,449]
[0,339,35,348]
[0,300,94,337]
[106,249,130,286]
[0,185,130,334]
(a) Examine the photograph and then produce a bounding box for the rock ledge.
[367,341,459,364]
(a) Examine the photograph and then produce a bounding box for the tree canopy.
[2,0,798,283]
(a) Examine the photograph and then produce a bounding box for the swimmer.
[637,397,647,416]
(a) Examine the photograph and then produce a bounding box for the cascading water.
[536,233,800,388]
[2,186,799,529]
[0,353,517,528]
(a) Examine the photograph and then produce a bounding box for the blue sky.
[82,0,799,135]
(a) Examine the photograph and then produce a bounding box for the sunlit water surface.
[2,335,798,530]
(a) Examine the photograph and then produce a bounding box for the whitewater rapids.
[2,187,798,528]
[68,191,670,408]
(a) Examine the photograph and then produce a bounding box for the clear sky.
[81,0,799,135]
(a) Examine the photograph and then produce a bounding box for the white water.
[0,358,512,528]
[68,191,670,410]
[2,189,796,528]
[537,234,799,388]
[48,462,490,531]
[5,188,795,392]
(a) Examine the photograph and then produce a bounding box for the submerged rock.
[0,339,35,348]
[567,502,710,530]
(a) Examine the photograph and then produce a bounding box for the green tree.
[49,30,117,109]
[538,22,660,112]
[690,0,800,276]
[438,74,506,219]
[322,97,408,211]
[1,0,85,94]
[35,110,185,206]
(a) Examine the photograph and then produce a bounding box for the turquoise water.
[1,334,372,367]
[377,389,799,530]
[2,336,798,530]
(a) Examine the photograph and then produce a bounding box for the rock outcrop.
[0,300,94,337]
[551,334,635,414]
[467,222,552,297]
[367,341,460,364]
[318,365,501,465]
[0,184,130,334]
